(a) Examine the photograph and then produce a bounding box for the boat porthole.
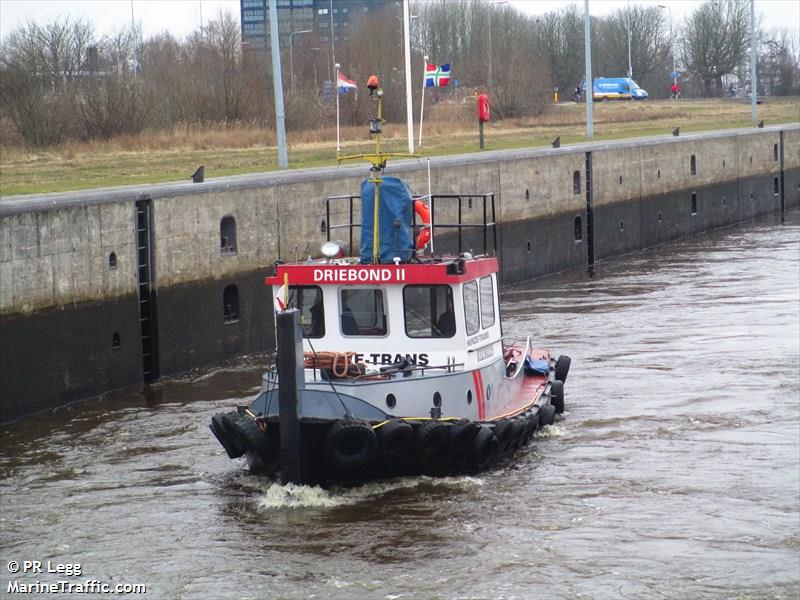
[433,391,442,408]
[486,384,492,401]
[467,390,473,405]
[386,394,396,409]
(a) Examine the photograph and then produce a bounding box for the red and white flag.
[274,274,288,312]
[337,70,357,93]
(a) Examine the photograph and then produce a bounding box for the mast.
[337,75,418,264]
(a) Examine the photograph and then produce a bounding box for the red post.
[477,93,490,149]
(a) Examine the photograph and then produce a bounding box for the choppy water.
[2,211,798,600]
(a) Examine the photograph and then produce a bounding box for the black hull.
[210,402,560,486]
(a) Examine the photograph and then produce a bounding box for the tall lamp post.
[625,8,632,80]
[658,4,676,86]
[487,0,509,88]
[289,29,312,93]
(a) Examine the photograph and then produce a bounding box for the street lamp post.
[625,9,632,80]
[487,0,509,88]
[289,29,312,93]
[658,5,676,85]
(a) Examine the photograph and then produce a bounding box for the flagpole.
[427,157,434,255]
[335,63,341,153]
[403,0,414,154]
[418,55,428,147]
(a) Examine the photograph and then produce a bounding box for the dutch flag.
[337,70,357,93]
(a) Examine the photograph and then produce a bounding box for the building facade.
[241,0,391,50]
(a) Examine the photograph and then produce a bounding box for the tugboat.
[210,75,571,485]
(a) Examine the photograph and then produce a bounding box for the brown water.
[2,211,798,600]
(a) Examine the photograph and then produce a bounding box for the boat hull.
[209,351,571,484]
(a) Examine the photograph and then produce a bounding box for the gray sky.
[1,0,797,40]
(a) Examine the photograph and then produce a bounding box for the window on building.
[109,252,117,270]
[574,216,582,241]
[573,170,581,195]
[223,285,240,324]
[479,276,495,329]
[318,8,328,14]
[774,143,779,161]
[220,215,237,255]
[691,192,698,215]
[691,155,697,175]
[340,289,386,336]
[774,176,779,195]
[463,281,480,336]
[403,285,455,338]
[286,285,324,338]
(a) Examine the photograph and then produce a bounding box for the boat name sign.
[353,352,430,366]
[467,330,491,347]
[313,268,406,283]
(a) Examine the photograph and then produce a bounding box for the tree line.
[0,0,797,148]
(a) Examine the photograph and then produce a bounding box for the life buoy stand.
[414,200,431,250]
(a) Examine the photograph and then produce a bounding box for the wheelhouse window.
[463,281,480,336]
[287,285,324,338]
[479,276,495,329]
[340,289,387,336]
[403,285,455,338]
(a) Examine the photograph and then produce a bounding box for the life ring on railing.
[414,200,431,249]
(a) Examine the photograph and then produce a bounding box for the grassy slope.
[1,98,798,197]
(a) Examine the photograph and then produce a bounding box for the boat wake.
[250,476,485,510]
[535,423,565,438]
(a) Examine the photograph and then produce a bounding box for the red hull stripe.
[264,258,499,287]
[472,369,485,420]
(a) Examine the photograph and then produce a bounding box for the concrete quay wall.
[1,125,797,421]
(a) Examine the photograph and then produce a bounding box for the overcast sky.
[1,0,797,41]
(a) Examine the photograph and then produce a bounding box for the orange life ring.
[414,200,431,249]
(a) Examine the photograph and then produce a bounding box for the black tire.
[470,427,499,471]
[507,417,527,452]
[520,412,539,445]
[377,419,414,460]
[324,419,377,471]
[415,421,451,464]
[231,415,275,463]
[210,411,245,458]
[550,380,565,414]
[492,419,515,453]
[555,355,571,383]
[449,420,479,460]
[539,403,556,427]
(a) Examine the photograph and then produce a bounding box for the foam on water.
[253,476,485,510]
[535,423,564,438]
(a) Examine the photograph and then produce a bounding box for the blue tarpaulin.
[524,357,550,375]
[360,176,414,264]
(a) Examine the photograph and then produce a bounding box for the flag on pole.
[425,63,451,87]
[337,70,357,93]
[274,273,288,313]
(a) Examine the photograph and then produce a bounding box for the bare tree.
[0,17,94,145]
[682,0,750,97]
[536,4,585,98]
[758,29,800,96]
[79,27,152,139]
